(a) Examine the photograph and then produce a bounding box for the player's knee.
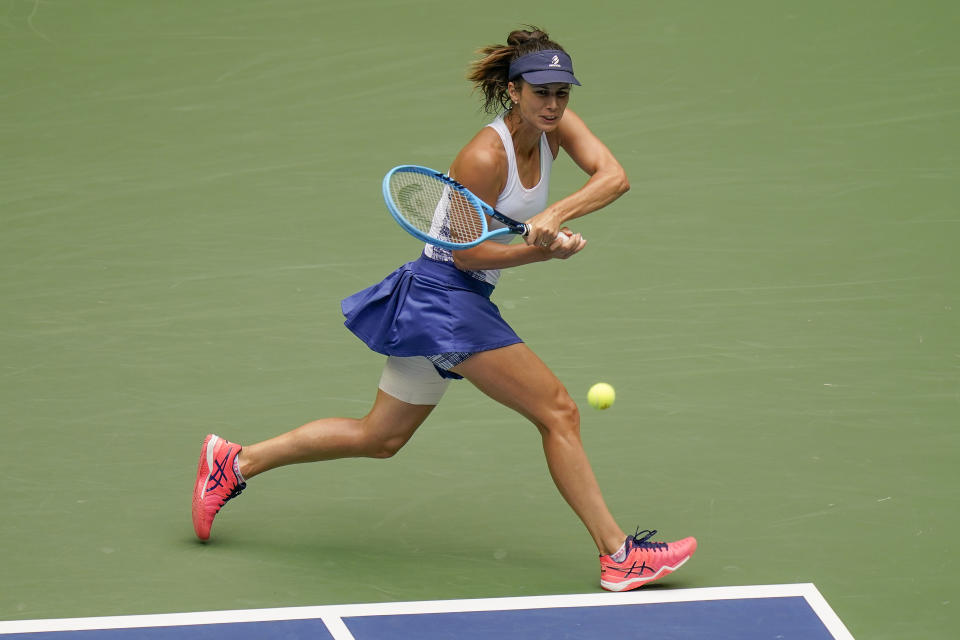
[559,396,581,434]
[540,391,581,438]
[369,434,408,459]
[355,424,410,458]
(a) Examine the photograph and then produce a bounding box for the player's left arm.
[525,109,630,243]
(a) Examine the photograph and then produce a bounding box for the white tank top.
[425,113,553,285]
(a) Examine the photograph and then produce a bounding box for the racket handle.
[488,208,528,238]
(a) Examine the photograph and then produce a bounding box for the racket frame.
[383,165,528,249]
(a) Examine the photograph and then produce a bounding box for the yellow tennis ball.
[587,382,615,410]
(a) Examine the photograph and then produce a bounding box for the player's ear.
[507,81,521,105]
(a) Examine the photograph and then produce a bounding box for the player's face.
[512,82,571,131]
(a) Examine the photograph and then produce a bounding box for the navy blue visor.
[508,49,581,86]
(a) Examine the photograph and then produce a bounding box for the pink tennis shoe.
[599,529,697,591]
[192,434,245,541]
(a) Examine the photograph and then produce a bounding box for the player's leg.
[237,355,449,477]
[450,343,627,556]
[239,389,437,478]
[193,356,448,540]
[452,343,697,590]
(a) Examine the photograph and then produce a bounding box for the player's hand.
[523,210,563,249]
[546,227,586,259]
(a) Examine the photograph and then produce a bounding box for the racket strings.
[389,172,485,245]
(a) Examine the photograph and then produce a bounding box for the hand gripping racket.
[383,165,529,249]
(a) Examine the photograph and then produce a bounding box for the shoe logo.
[206,451,232,492]
[618,560,654,578]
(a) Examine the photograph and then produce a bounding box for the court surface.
[0,585,852,639]
[2,1,957,639]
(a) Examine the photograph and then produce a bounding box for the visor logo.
[549,54,561,68]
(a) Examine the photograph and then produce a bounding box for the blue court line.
[0,584,854,639]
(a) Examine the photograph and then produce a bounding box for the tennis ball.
[587,382,615,410]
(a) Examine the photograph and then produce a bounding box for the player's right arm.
[448,131,581,270]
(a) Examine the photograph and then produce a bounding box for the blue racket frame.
[383,165,528,249]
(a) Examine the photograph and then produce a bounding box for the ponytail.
[467,26,568,114]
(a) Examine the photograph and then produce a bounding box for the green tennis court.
[2,1,957,638]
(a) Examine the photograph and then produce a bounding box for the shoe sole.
[600,554,691,592]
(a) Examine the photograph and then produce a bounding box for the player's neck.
[504,109,542,157]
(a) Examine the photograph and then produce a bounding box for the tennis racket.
[383,165,529,249]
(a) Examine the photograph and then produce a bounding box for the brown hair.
[467,26,569,114]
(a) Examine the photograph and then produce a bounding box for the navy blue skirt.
[341,255,522,363]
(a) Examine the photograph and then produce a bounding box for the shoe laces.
[630,528,669,551]
[224,482,246,505]
[213,481,246,510]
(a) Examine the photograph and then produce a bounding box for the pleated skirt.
[341,254,522,358]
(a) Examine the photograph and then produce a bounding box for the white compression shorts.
[378,355,451,405]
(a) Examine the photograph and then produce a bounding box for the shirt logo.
[549,55,561,68]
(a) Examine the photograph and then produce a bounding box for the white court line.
[319,614,356,640]
[0,583,853,639]
[798,585,856,640]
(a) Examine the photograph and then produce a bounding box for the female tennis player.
[192,27,696,592]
